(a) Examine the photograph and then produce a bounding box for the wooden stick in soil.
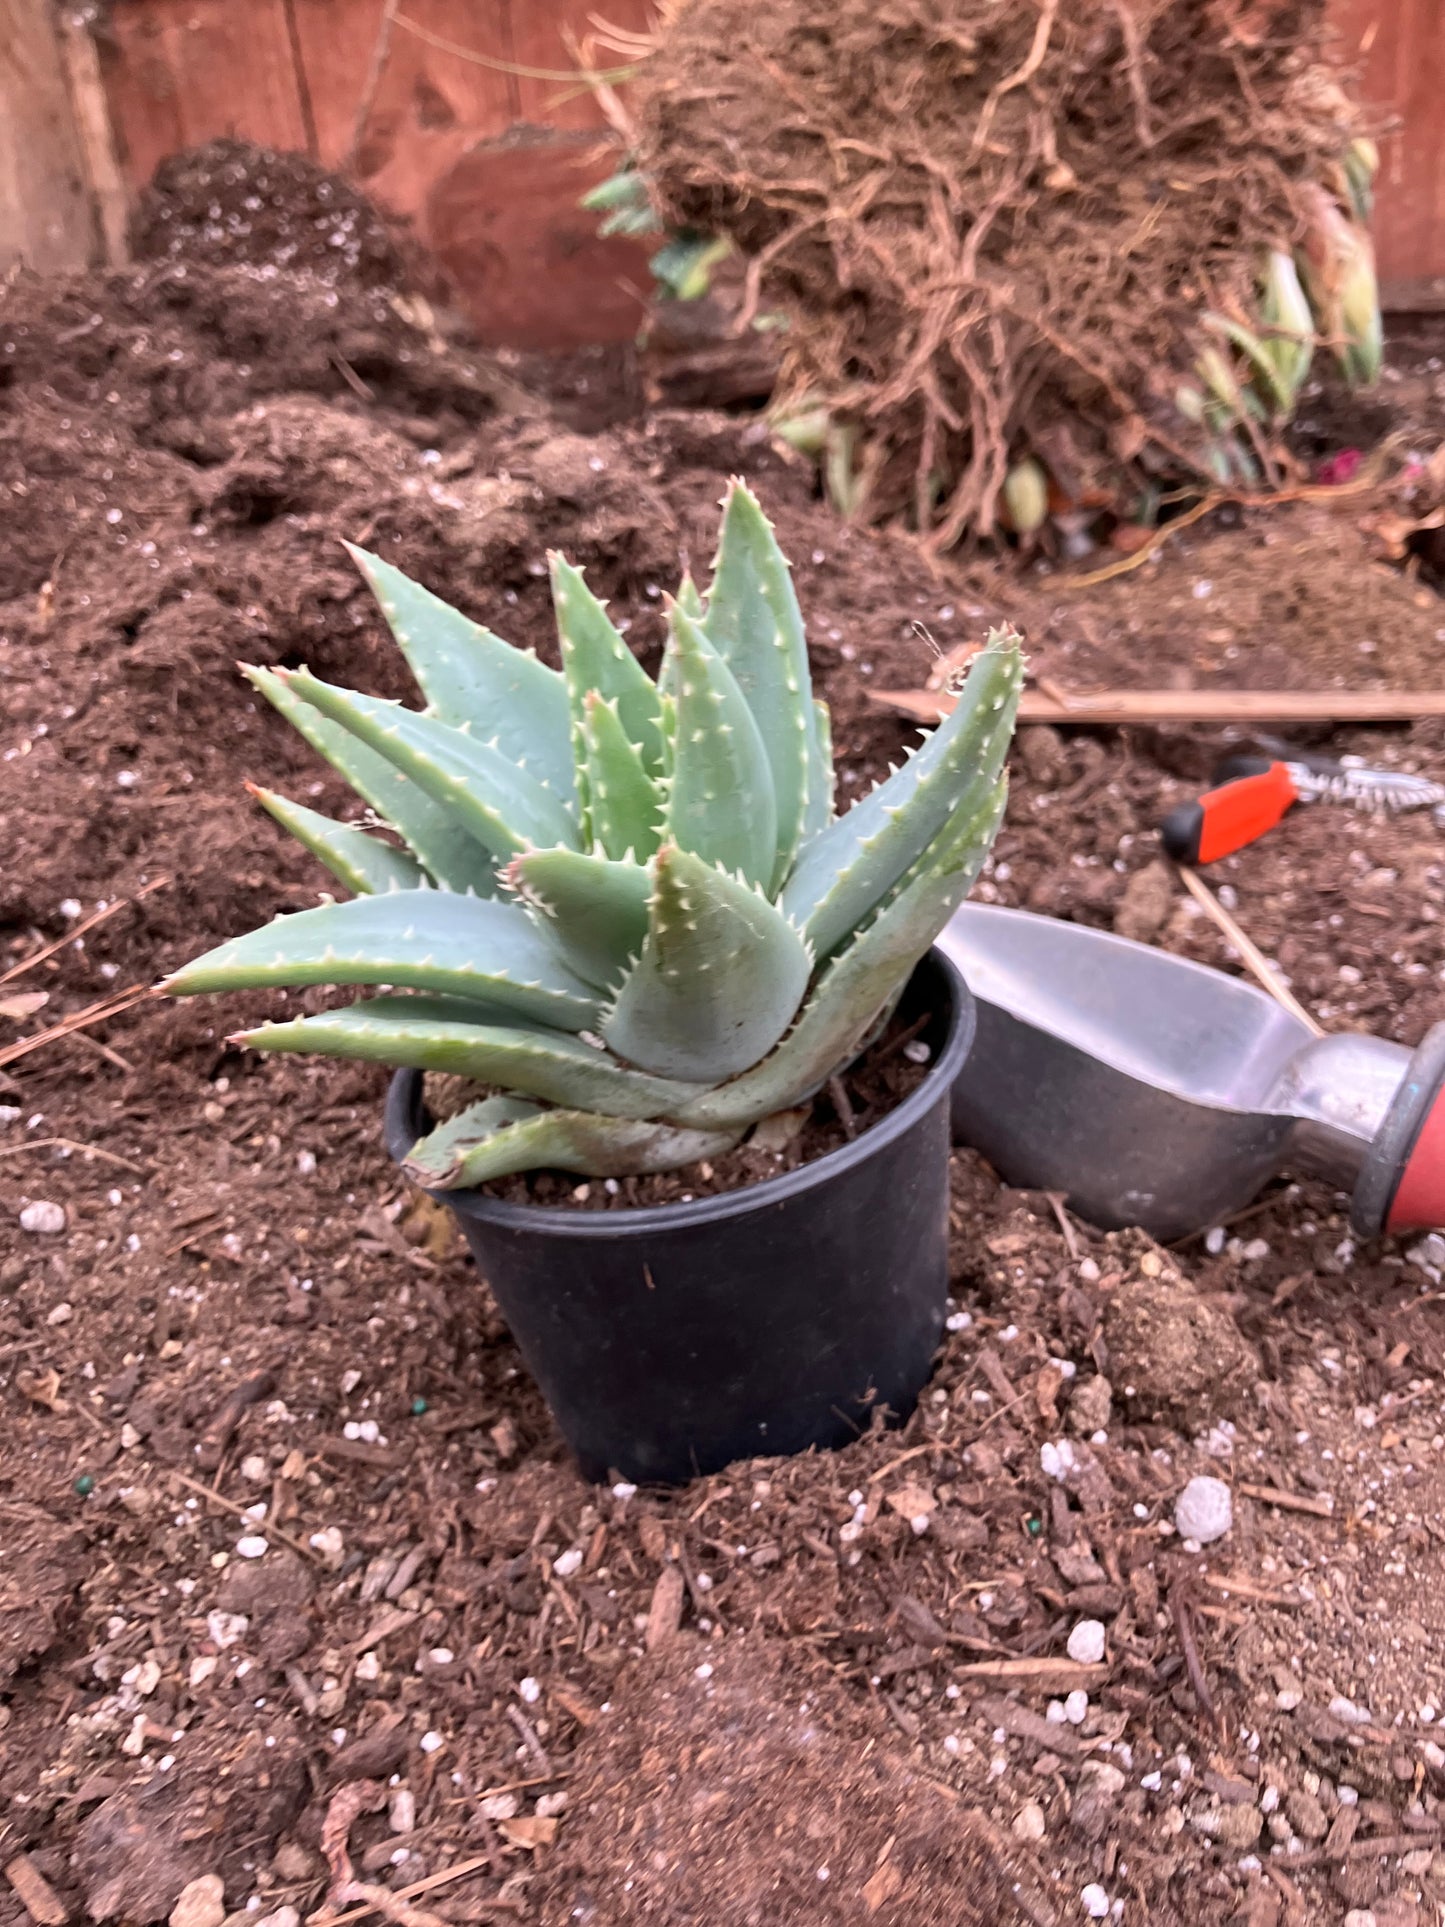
[4,1853,67,1927]
[827,1074,857,1139]
[65,1026,136,1074]
[309,1857,503,1927]
[1174,866,1323,1036]
[1237,1481,1334,1519]
[1169,1582,1218,1729]
[0,984,159,1070]
[0,1135,149,1175]
[0,877,170,984]
[871,684,1445,728]
[167,1469,320,1563]
[1043,1190,1082,1260]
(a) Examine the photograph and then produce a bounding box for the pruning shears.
[1160,753,1445,866]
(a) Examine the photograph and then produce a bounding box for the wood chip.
[1201,1571,1302,1608]
[644,1564,686,1651]
[0,990,49,1022]
[196,1367,276,1470]
[954,1657,1108,1690]
[1238,1482,1335,1518]
[498,1815,557,1851]
[1323,1806,1359,1857]
[6,1855,68,1927]
[549,1684,601,1729]
[976,1694,1083,1759]
[318,1436,402,1469]
[352,1608,418,1655]
[871,1643,943,1682]
[861,1859,903,1913]
[883,1481,935,1525]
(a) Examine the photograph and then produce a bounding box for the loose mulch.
[5,142,1445,1927]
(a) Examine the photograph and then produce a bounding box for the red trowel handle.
[1353,1024,1445,1237]
[1159,759,1300,866]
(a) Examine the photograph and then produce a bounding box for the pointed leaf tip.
[702,480,817,884]
[602,844,809,1082]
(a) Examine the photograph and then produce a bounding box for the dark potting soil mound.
[130,137,426,293]
[422,1009,931,1212]
[634,0,1363,543]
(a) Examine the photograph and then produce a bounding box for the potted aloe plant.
[170,483,1021,1482]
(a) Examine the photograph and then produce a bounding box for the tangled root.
[634,0,1363,546]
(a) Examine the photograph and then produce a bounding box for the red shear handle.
[1159,762,1299,866]
[1387,1085,1445,1233]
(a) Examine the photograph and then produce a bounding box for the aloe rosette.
[169,482,1021,1187]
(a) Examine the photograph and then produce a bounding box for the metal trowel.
[939,903,1445,1243]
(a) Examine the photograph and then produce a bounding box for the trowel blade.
[938,904,1315,1238]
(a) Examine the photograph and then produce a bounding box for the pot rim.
[383,946,973,1240]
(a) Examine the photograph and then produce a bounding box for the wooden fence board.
[0,0,96,270]
[426,126,651,347]
[293,0,517,207]
[1334,0,1445,305]
[509,0,655,132]
[102,0,312,191]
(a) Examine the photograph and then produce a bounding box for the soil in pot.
[420,1000,932,1211]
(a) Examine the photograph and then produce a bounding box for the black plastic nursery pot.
[383,950,975,1485]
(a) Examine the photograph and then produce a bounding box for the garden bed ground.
[5,151,1445,1927]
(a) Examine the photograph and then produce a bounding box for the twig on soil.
[310,1858,511,1927]
[953,1656,1107,1688]
[865,1441,946,1483]
[1174,867,1323,1037]
[1237,1481,1334,1518]
[0,985,160,1071]
[1170,1189,1281,1248]
[315,1783,453,1927]
[1108,0,1156,146]
[1169,1581,1219,1728]
[1201,1571,1301,1608]
[1052,442,1406,591]
[1053,497,1218,590]
[827,1074,857,1140]
[869,1011,931,1067]
[467,1772,570,1803]
[168,1468,320,1563]
[330,351,376,402]
[64,1027,136,1074]
[0,1339,47,1363]
[0,1135,149,1174]
[314,1786,525,1926]
[505,1704,552,1776]
[0,878,170,985]
[1043,1191,1081,1261]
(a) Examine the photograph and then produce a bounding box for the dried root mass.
[634,0,1369,545]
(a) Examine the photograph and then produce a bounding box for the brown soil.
[423,1005,931,1211]
[5,143,1445,1927]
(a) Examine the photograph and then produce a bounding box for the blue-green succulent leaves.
[172,485,1021,1183]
